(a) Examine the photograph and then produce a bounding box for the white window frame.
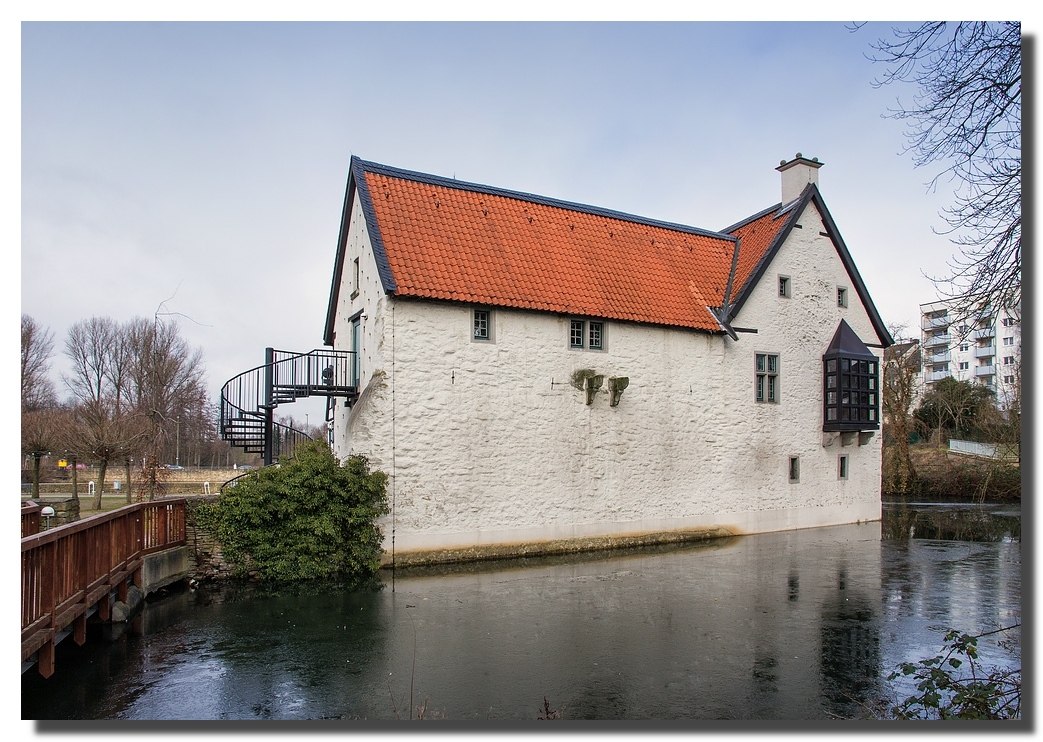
[778,275,791,298]
[788,456,800,484]
[838,455,849,480]
[837,286,848,308]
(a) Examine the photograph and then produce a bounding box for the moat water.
[22,501,1021,721]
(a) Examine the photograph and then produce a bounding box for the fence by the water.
[948,438,1019,460]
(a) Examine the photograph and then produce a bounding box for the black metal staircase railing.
[219,348,358,466]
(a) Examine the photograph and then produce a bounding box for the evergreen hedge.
[197,440,389,582]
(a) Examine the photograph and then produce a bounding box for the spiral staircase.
[219,348,358,466]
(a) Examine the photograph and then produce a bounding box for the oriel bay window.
[822,320,879,431]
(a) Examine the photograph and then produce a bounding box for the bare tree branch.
[861,22,1021,317]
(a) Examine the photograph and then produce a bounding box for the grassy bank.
[891,445,1021,502]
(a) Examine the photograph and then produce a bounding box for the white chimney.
[776,153,822,204]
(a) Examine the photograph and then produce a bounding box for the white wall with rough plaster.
[332,192,884,557]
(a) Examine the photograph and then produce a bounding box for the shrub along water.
[197,440,389,582]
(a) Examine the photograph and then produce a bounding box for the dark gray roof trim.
[357,158,736,242]
[725,184,894,348]
[719,202,784,234]
[351,157,399,295]
[323,156,400,346]
[323,169,356,346]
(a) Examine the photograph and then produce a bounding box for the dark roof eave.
[323,156,399,346]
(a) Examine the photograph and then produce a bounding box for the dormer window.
[822,320,879,432]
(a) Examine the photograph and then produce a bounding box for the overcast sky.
[17,18,1028,420]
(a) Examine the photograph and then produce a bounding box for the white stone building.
[919,299,1021,408]
[324,155,894,566]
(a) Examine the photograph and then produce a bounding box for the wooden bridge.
[21,499,187,678]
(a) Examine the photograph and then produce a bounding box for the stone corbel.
[585,375,604,405]
[608,377,629,407]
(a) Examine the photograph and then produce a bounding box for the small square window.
[837,287,848,308]
[1003,336,1015,346]
[788,456,800,483]
[838,455,848,480]
[959,362,969,370]
[779,275,791,298]
[1004,375,1015,384]
[473,309,491,341]
[570,319,605,350]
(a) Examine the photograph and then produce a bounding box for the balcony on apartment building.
[974,345,996,359]
[928,350,951,364]
[975,365,996,377]
[974,326,995,340]
[923,333,950,348]
[921,314,950,330]
[927,369,952,382]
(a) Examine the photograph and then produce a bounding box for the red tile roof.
[354,161,776,333]
[724,205,793,301]
[324,158,893,348]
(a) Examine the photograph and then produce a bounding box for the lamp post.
[175,417,180,468]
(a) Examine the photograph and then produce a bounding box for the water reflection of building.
[368,522,884,720]
[819,565,882,710]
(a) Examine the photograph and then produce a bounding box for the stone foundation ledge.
[380,526,736,569]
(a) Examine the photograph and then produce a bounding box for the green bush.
[885,626,1021,719]
[197,440,389,582]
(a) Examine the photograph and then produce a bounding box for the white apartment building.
[920,299,1021,408]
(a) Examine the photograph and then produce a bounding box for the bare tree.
[21,407,69,500]
[882,326,921,495]
[21,314,56,412]
[64,317,143,508]
[125,316,207,499]
[63,315,209,504]
[862,22,1021,316]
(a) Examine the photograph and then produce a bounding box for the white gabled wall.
[727,200,883,525]
[332,196,883,557]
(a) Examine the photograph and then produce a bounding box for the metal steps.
[219,348,358,465]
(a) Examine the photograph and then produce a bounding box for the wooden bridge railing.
[21,501,42,538]
[21,499,187,678]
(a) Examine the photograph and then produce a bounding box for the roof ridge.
[720,202,784,234]
[356,158,737,244]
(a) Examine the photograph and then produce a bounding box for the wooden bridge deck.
[21,499,187,678]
